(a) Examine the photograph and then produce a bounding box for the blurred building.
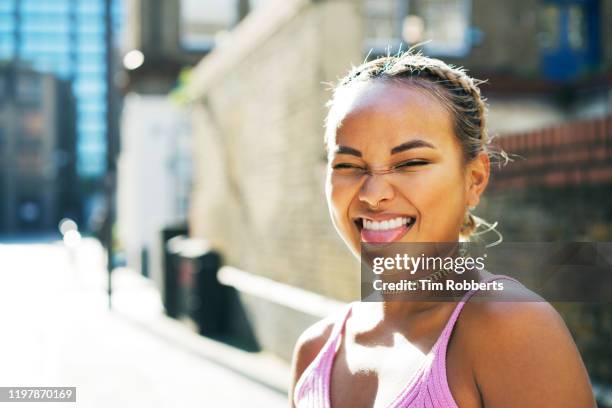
[0,65,79,234]
[117,0,251,290]
[0,0,123,228]
[0,0,123,177]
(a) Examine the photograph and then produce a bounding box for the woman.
[290,52,595,407]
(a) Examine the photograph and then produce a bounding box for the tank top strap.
[293,303,353,408]
[323,302,354,361]
[416,275,523,408]
[331,302,354,340]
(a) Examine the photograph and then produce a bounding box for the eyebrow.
[390,139,435,154]
[334,139,435,157]
[335,145,362,157]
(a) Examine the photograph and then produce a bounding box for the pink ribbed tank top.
[293,275,518,408]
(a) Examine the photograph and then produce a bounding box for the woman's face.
[325,80,489,255]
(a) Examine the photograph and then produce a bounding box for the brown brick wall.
[490,115,612,189]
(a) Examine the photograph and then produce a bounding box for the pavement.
[0,237,289,408]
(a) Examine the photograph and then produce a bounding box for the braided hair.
[324,50,504,241]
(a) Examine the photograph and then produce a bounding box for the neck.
[349,299,455,347]
[381,299,446,322]
[362,268,483,325]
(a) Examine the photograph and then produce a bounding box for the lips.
[356,216,416,243]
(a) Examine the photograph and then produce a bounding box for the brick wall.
[188,0,363,304]
[490,114,612,189]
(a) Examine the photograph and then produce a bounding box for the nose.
[358,173,395,210]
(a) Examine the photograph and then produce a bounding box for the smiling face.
[325,80,489,256]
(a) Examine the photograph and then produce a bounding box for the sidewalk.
[110,266,292,394]
[0,238,289,408]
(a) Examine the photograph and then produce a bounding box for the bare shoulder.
[292,314,336,372]
[459,278,576,341]
[456,280,596,407]
[289,311,338,405]
[460,282,572,354]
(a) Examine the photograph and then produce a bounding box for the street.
[0,238,288,408]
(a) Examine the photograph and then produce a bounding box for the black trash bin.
[175,238,225,337]
[163,233,187,318]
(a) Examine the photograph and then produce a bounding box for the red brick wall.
[490,115,612,189]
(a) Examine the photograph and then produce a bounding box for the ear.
[465,152,490,208]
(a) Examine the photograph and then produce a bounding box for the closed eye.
[331,161,429,174]
[332,163,365,170]
[394,160,429,169]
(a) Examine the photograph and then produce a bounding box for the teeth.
[362,217,413,231]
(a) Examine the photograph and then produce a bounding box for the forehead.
[330,80,455,150]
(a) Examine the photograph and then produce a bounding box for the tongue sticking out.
[361,223,410,243]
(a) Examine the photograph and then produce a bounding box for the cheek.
[407,165,467,231]
[326,173,352,214]
[326,173,359,230]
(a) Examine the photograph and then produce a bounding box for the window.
[77,40,105,53]
[363,0,471,57]
[74,78,106,95]
[0,1,15,13]
[16,74,43,104]
[0,38,14,59]
[0,15,15,32]
[78,120,106,135]
[77,63,106,75]
[76,18,104,34]
[364,0,403,52]
[77,53,104,67]
[21,36,71,54]
[20,110,45,139]
[416,0,471,56]
[79,131,106,147]
[537,0,598,80]
[538,5,560,49]
[568,5,586,50]
[21,0,71,14]
[76,1,104,15]
[179,0,237,51]
[77,144,105,177]
[21,14,70,31]
[537,2,592,52]
[77,100,106,115]
[79,109,105,125]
